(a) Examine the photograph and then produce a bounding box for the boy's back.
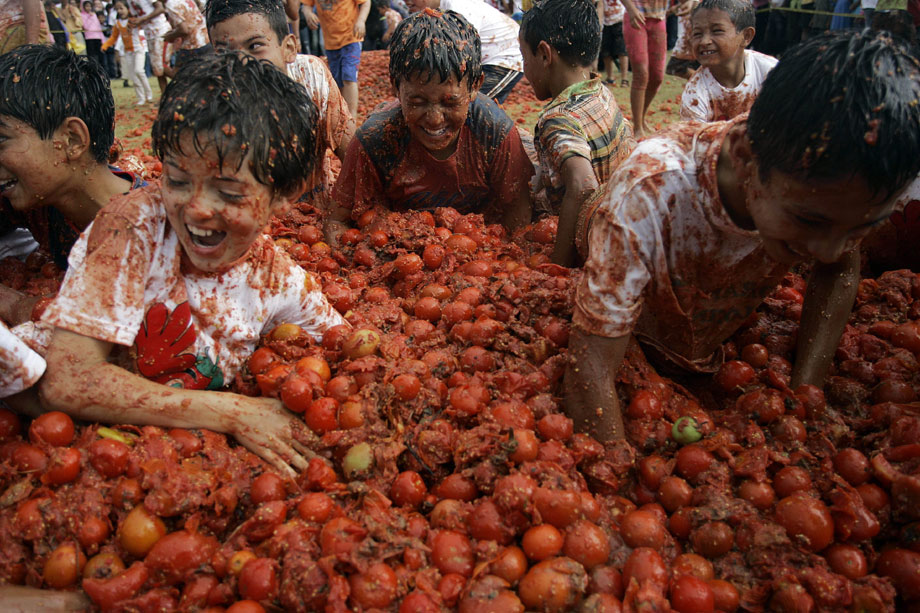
[680,48,777,122]
[577,119,786,369]
[534,77,633,215]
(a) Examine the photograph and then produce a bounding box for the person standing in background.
[1,0,52,53]
[81,0,105,63]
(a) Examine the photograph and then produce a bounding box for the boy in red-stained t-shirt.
[327,9,534,243]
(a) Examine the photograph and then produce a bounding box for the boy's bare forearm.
[564,328,629,441]
[791,249,860,388]
[552,157,597,267]
[23,0,44,44]
[502,188,533,233]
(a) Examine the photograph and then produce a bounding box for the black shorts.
[601,23,627,59]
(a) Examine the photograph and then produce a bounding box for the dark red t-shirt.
[332,96,534,222]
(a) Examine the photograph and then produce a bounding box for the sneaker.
[135,99,146,106]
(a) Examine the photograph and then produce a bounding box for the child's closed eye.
[219,191,245,202]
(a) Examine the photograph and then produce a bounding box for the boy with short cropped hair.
[679,0,777,122]
[520,0,633,267]
[206,0,355,212]
[328,9,534,240]
[0,44,143,326]
[39,52,347,476]
[567,31,920,441]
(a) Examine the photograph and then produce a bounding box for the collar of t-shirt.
[543,75,603,113]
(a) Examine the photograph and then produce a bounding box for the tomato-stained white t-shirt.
[680,50,777,123]
[0,322,45,398]
[574,120,788,368]
[42,185,346,390]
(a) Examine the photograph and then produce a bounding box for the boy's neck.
[716,122,754,231]
[709,51,747,89]
[547,64,593,100]
[57,164,133,228]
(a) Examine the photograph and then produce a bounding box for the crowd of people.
[1,0,919,500]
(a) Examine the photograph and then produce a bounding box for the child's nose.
[807,233,851,264]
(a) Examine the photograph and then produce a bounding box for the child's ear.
[740,26,755,48]
[537,40,553,66]
[470,73,485,98]
[57,117,92,162]
[281,33,298,64]
[726,124,756,183]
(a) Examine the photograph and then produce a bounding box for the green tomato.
[672,416,702,445]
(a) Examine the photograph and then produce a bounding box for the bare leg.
[342,80,358,118]
[619,54,630,84]
[603,56,615,81]
[156,75,168,99]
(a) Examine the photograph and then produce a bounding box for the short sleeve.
[487,127,535,213]
[538,114,593,170]
[41,191,158,346]
[572,181,655,338]
[680,74,709,122]
[262,247,347,340]
[0,322,46,398]
[331,138,388,220]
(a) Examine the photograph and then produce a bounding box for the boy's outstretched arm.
[791,248,860,388]
[564,328,629,441]
[41,328,315,478]
[502,185,533,233]
[551,156,598,267]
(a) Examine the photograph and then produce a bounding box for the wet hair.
[691,0,755,31]
[372,0,389,11]
[152,51,318,198]
[204,0,290,42]
[520,0,600,67]
[0,45,115,164]
[748,30,920,202]
[388,9,482,91]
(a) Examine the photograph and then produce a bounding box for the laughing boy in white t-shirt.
[679,0,777,122]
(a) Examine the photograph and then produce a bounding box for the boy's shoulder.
[538,78,615,126]
[743,49,779,76]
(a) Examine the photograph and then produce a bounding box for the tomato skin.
[536,414,574,442]
[89,439,130,478]
[431,530,474,576]
[523,524,565,561]
[167,429,202,457]
[78,516,111,550]
[83,552,125,580]
[823,543,867,579]
[247,347,280,376]
[392,373,422,400]
[623,548,668,591]
[534,487,584,529]
[226,601,266,613]
[304,397,339,434]
[708,579,740,612]
[82,562,149,608]
[12,442,48,472]
[250,473,287,505]
[675,445,714,482]
[690,521,734,558]
[280,375,315,414]
[619,510,667,549]
[715,360,756,391]
[400,590,440,613]
[518,557,588,613]
[0,408,21,441]
[740,343,769,368]
[118,506,167,557]
[349,562,398,608]
[390,471,428,508]
[468,499,514,544]
[41,447,81,485]
[320,517,366,557]
[297,492,336,523]
[738,480,775,510]
[43,542,87,588]
[772,466,812,498]
[238,558,279,602]
[490,546,528,585]
[657,476,693,512]
[875,548,920,600]
[775,494,834,552]
[563,520,610,569]
[433,473,478,501]
[833,448,870,486]
[626,390,663,420]
[29,411,75,446]
[669,574,714,613]
[145,530,218,583]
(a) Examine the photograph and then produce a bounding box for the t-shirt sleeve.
[538,113,593,171]
[331,137,388,220]
[264,247,348,340]
[680,74,709,122]
[487,126,535,213]
[41,192,157,347]
[0,322,46,398]
[572,179,655,338]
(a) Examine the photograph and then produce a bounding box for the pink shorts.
[623,17,667,87]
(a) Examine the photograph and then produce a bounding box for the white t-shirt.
[42,186,346,390]
[287,54,355,207]
[602,0,625,25]
[574,120,788,368]
[680,49,777,123]
[125,0,169,37]
[0,322,45,398]
[441,0,523,72]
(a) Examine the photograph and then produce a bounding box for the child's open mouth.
[0,178,17,195]
[187,224,227,248]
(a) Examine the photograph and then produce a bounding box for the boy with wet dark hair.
[0,44,143,327]
[520,0,633,267]
[39,52,347,476]
[679,0,776,122]
[566,31,920,442]
[328,9,534,240]
[205,0,354,212]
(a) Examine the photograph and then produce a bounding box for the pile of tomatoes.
[2,200,918,612]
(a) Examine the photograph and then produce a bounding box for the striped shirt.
[534,77,634,214]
